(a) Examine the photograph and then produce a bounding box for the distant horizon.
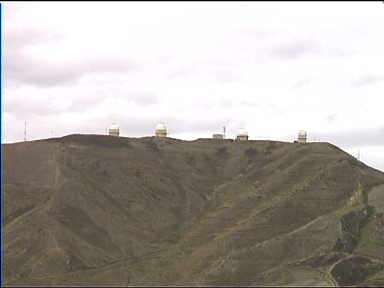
[4,132,382,173]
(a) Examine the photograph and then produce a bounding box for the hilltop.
[4,134,384,286]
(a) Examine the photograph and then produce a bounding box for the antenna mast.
[223,126,226,139]
[24,120,27,142]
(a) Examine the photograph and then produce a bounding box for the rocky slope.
[4,134,384,286]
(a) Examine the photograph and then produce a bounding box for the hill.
[4,134,384,286]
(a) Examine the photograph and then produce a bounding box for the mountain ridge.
[4,134,384,286]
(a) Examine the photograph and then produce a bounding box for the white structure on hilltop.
[108,123,120,137]
[236,128,249,141]
[297,130,307,143]
[212,133,224,139]
[155,123,167,138]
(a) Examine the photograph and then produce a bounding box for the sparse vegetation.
[244,147,259,158]
[145,140,160,152]
[264,142,276,155]
[4,134,384,286]
[185,153,195,166]
[215,146,229,157]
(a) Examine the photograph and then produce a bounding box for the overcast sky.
[4,2,384,171]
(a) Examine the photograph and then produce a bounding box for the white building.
[155,123,167,138]
[236,128,249,141]
[297,130,307,143]
[108,123,120,137]
[212,133,224,139]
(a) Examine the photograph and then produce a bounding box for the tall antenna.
[24,120,27,142]
[223,126,226,139]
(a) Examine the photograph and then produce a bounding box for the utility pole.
[223,126,226,139]
[24,120,27,142]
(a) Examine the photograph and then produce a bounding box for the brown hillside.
[4,134,384,286]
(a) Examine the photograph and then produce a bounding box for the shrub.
[244,147,258,158]
[145,140,160,152]
[216,146,229,157]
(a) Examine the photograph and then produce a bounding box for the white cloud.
[4,2,384,171]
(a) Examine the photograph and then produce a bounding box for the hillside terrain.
[4,134,384,286]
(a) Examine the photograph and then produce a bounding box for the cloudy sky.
[4,2,384,171]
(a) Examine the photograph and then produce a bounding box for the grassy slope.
[4,134,384,286]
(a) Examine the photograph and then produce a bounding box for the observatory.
[236,128,249,141]
[212,133,224,139]
[108,123,120,137]
[155,123,167,138]
[213,126,226,139]
[297,130,307,144]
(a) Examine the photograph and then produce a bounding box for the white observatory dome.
[109,123,119,130]
[155,123,167,138]
[238,128,248,136]
[298,130,307,137]
[108,123,120,136]
[155,123,167,131]
[297,130,307,143]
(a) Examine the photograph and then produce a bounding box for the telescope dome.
[109,123,119,130]
[108,123,120,136]
[298,130,307,137]
[155,123,167,137]
[238,128,248,136]
[155,123,167,131]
